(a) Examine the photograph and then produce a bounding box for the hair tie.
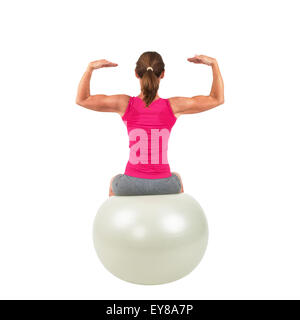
[147,67,153,71]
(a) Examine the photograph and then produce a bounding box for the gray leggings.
[111,173,182,196]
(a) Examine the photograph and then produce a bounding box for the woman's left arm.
[75,59,129,114]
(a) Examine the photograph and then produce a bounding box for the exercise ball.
[93,193,208,285]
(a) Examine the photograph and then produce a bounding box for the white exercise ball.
[93,193,208,285]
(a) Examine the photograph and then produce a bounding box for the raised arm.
[169,55,224,117]
[75,59,129,114]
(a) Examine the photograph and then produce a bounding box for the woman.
[76,51,224,196]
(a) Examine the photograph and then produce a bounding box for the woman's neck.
[138,94,160,100]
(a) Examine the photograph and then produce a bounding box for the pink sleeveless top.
[122,96,177,179]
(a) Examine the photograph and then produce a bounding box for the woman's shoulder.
[119,95,133,118]
[164,97,180,119]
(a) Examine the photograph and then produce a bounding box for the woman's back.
[122,96,177,179]
[75,52,224,196]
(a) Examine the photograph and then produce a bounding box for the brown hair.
[135,51,165,107]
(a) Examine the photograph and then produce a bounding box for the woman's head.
[135,51,165,107]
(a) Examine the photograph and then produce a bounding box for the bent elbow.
[76,99,85,106]
[216,97,224,106]
[210,95,224,108]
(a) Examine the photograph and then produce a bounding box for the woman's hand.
[187,54,216,66]
[88,59,118,70]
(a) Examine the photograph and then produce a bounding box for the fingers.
[90,59,118,69]
[103,63,118,67]
[187,57,200,62]
[101,59,118,67]
[187,54,215,65]
[103,59,118,65]
[187,56,203,64]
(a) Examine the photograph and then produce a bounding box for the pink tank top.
[122,96,177,179]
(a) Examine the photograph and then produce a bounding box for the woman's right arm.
[169,55,224,117]
[75,59,129,115]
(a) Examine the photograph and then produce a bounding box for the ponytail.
[135,51,165,108]
[141,69,160,107]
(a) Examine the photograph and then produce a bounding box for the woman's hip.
[111,173,182,196]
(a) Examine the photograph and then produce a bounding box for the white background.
[0,0,299,300]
